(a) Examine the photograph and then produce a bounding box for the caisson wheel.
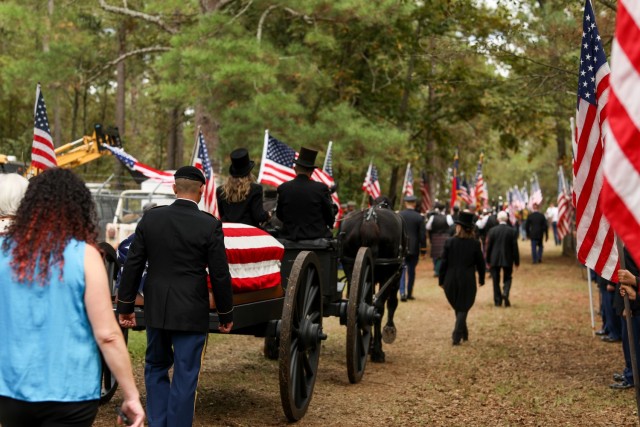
[346,247,375,384]
[279,251,326,421]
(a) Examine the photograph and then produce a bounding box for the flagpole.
[323,141,332,172]
[190,126,200,166]
[585,267,595,334]
[257,129,269,184]
[615,237,640,420]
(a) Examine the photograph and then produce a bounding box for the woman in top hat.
[438,210,486,345]
[216,148,270,227]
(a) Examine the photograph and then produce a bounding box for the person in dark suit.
[117,166,234,427]
[399,195,426,301]
[217,148,271,227]
[426,202,453,277]
[524,203,548,264]
[276,146,334,240]
[486,211,520,307]
[439,211,486,345]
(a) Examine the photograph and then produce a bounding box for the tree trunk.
[166,106,184,169]
[195,104,221,173]
[114,20,127,188]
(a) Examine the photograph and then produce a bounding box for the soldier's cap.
[174,166,206,185]
[404,195,417,202]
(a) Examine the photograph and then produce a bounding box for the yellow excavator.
[0,124,122,176]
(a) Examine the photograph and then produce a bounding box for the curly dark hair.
[2,168,98,285]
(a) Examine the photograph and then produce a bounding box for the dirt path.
[95,242,638,426]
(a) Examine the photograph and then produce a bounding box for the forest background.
[0,0,618,206]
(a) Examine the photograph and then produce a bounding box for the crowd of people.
[3,152,637,427]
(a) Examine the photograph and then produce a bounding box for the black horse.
[340,196,407,363]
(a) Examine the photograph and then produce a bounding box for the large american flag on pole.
[31,83,57,171]
[602,0,640,266]
[573,0,618,281]
[101,144,174,183]
[362,161,381,200]
[529,174,543,208]
[557,166,571,241]
[420,171,432,214]
[401,162,414,197]
[192,129,218,217]
[322,141,342,226]
[474,154,485,210]
[457,176,473,206]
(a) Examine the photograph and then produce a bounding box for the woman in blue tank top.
[0,168,145,427]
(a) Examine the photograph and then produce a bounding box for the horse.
[340,196,407,363]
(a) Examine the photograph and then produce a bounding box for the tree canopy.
[0,0,618,206]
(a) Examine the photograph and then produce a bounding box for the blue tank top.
[0,238,101,402]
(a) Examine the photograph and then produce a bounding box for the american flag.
[602,0,640,266]
[402,162,414,197]
[101,144,174,183]
[420,171,432,213]
[222,223,284,293]
[31,83,57,171]
[529,175,543,208]
[450,152,459,210]
[457,177,473,206]
[256,131,339,216]
[557,166,571,241]
[362,161,381,200]
[257,132,297,187]
[322,141,342,226]
[474,155,484,209]
[192,129,218,217]
[573,0,618,281]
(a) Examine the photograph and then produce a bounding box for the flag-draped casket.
[207,223,284,293]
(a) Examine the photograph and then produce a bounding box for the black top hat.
[294,146,318,169]
[174,166,206,184]
[229,148,255,177]
[455,211,475,230]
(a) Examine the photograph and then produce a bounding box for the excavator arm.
[25,124,122,176]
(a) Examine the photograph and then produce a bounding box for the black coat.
[276,174,334,240]
[117,199,234,333]
[525,211,548,241]
[486,223,520,268]
[399,208,426,257]
[439,237,485,311]
[216,183,269,227]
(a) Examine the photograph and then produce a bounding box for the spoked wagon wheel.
[99,242,119,297]
[346,247,375,384]
[279,251,326,422]
[98,241,123,404]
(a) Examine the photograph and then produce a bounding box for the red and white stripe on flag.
[602,0,640,266]
[222,223,284,293]
[31,84,57,170]
[573,0,618,281]
[557,167,571,241]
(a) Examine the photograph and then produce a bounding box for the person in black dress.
[216,148,271,227]
[439,211,486,345]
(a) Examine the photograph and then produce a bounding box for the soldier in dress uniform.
[276,147,334,240]
[117,166,234,427]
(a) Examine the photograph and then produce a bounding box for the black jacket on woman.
[439,236,486,311]
[216,183,269,227]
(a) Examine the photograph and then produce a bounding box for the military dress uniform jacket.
[399,209,426,257]
[216,183,269,227]
[117,199,233,333]
[486,223,520,268]
[276,174,334,240]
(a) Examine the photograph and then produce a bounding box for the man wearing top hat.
[276,146,335,240]
[217,148,271,227]
[118,166,234,427]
